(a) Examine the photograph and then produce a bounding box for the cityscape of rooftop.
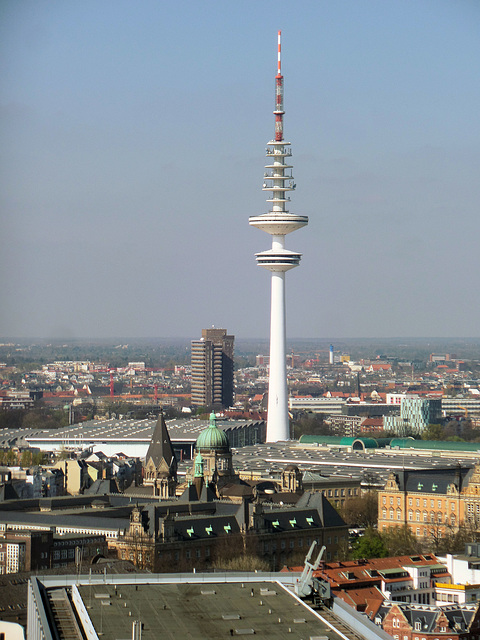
[2,5,480,637]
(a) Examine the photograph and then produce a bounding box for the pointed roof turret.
[145,408,177,479]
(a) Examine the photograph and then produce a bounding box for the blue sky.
[1,0,479,339]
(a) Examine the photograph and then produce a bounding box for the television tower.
[249,31,308,442]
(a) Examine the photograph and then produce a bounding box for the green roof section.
[299,434,480,453]
[390,439,480,452]
[299,435,344,444]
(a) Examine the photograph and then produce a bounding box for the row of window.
[324,488,358,498]
[383,496,457,510]
[436,592,460,603]
[381,509,456,525]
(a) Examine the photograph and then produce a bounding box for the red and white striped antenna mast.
[275,30,284,142]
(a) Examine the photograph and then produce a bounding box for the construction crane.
[457,405,468,418]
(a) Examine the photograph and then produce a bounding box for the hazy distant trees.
[421,419,480,442]
[0,405,68,430]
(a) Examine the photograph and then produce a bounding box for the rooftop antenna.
[295,541,326,597]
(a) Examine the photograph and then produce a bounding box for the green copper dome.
[195,412,229,451]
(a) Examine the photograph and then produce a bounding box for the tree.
[421,424,444,441]
[382,525,422,556]
[340,491,378,528]
[351,527,388,560]
[20,450,33,468]
[293,413,332,439]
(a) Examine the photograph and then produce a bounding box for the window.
[397,498,401,506]
[390,510,394,520]
[416,499,420,507]
[196,549,201,559]
[390,497,394,505]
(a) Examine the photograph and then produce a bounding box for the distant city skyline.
[1,1,480,339]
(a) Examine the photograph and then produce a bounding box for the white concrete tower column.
[249,32,308,442]
[268,270,288,438]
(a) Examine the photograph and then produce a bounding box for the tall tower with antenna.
[249,31,308,442]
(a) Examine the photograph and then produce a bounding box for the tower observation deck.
[249,31,308,442]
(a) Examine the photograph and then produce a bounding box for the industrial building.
[22,415,264,459]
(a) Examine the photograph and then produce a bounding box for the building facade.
[191,328,234,409]
[384,397,442,436]
[377,465,480,540]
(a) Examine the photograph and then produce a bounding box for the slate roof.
[392,466,471,493]
[144,410,177,474]
[173,514,241,541]
[378,602,477,634]
[296,491,348,528]
[85,479,120,495]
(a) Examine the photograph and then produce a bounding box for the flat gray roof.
[24,417,261,445]
[76,580,344,640]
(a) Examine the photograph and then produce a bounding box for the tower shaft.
[267,271,289,438]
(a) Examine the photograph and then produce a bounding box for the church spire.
[144,408,177,497]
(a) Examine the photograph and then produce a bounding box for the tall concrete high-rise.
[249,32,308,442]
[191,328,234,409]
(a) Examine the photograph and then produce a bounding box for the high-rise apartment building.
[191,328,234,409]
